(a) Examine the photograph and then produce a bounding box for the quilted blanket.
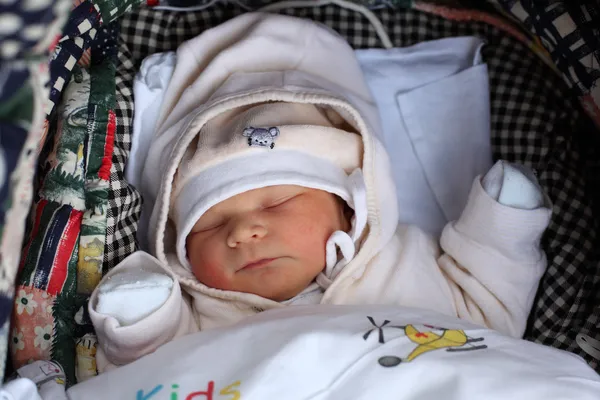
[4,0,144,384]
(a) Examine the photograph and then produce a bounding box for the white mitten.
[95,254,173,326]
[481,160,545,209]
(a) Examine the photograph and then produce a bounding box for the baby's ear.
[269,127,280,137]
[242,127,255,137]
[343,203,354,228]
[337,196,354,232]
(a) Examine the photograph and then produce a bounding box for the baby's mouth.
[240,258,279,271]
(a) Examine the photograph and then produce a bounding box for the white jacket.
[90,13,551,372]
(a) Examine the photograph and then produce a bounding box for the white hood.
[141,12,399,312]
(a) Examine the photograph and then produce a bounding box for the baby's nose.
[227,219,267,247]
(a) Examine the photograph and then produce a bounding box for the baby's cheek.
[192,259,231,289]
[285,220,316,243]
[286,220,330,254]
[294,221,316,237]
[188,240,230,289]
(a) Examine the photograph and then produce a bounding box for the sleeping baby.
[88,13,551,372]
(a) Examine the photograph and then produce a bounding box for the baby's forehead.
[235,185,307,200]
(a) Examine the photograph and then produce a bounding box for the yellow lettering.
[219,381,241,400]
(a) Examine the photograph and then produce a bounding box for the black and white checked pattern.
[111,3,600,371]
[492,1,600,97]
[104,37,143,273]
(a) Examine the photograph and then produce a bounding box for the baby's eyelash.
[265,195,298,209]
[195,222,224,233]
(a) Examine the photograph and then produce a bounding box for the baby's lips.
[239,257,280,271]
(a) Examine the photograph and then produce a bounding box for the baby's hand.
[481,160,545,209]
[95,267,173,326]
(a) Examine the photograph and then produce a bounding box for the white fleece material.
[95,269,173,326]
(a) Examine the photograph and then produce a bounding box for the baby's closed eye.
[264,194,302,210]
[192,220,225,233]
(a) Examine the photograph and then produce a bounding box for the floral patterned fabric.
[4,0,142,386]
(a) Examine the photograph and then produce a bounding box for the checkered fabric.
[491,1,600,123]
[104,39,142,274]
[112,3,600,371]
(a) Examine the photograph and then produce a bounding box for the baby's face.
[186,185,349,301]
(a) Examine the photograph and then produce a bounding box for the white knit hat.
[171,102,365,269]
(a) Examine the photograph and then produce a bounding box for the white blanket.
[67,305,600,399]
[128,36,492,247]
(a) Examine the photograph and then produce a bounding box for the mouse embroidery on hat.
[243,126,280,149]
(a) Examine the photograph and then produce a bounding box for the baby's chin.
[241,286,301,302]
[244,281,315,302]
[191,273,306,302]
